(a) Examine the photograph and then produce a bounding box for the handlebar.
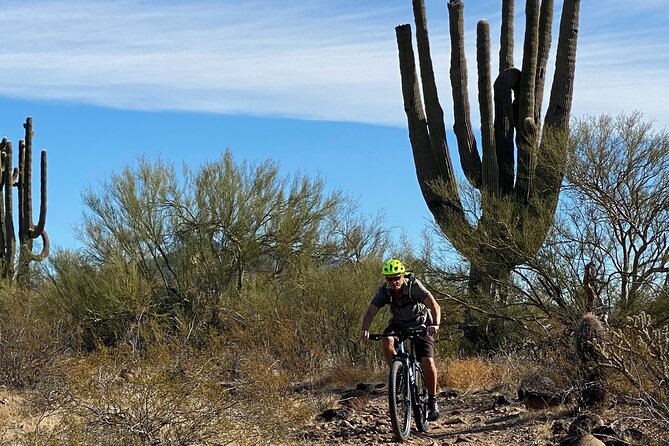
[368,325,427,341]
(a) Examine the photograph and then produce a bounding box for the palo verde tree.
[63,151,386,347]
[0,117,48,285]
[565,113,669,321]
[513,113,669,327]
[396,0,580,301]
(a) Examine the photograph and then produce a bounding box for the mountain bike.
[369,326,430,441]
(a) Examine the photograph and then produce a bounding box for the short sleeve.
[410,279,431,302]
[370,285,390,308]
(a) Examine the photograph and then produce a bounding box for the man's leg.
[381,337,396,366]
[421,354,440,421]
[421,356,438,395]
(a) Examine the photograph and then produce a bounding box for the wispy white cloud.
[0,1,410,123]
[0,0,666,127]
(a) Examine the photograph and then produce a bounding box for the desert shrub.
[0,287,68,389]
[41,250,159,350]
[219,258,384,381]
[59,151,389,351]
[11,338,315,446]
[50,344,229,445]
[598,312,669,441]
[438,329,578,395]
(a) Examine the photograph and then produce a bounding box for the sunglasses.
[385,275,403,283]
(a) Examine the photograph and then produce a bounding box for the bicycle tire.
[388,360,411,441]
[412,364,429,432]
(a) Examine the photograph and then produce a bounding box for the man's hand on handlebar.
[360,329,370,341]
[427,324,439,336]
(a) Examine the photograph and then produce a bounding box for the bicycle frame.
[393,336,420,407]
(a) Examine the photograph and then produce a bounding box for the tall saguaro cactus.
[397,0,579,294]
[0,117,49,284]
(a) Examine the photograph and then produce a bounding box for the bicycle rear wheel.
[388,360,411,441]
[412,364,429,432]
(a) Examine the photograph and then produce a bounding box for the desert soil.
[292,382,651,446]
[0,383,654,445]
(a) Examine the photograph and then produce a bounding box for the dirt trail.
[294,383,649,446]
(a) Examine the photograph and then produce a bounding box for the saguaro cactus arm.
[512,0,541,203]
[534,0,554,127]
[18,117,49,267]
[477,20,498,196]
[499,0,515,73]
[2,140,16,279]
[448,0,482,188]
[410,0,461,199]
[536,0,580,205]
[396,25,466,220]
[494,68,521,195]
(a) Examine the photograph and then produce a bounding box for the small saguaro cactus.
[575,262,607,408]
[0,117,49,284]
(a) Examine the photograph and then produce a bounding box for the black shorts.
[383,325,435,359]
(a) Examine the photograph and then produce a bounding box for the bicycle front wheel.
[388,360,411,441]
[412,364,429,432]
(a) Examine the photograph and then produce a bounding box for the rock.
[317,407,353,422]
[493,394,513,407]
[566,434,606,446]
[567,414,604,437]
[443,417,466,425]
[354,382,374,392]
[622,427,645,444]
[442,389,460,398]
[341,395,368,410]
[592,424,619,444]
[518,374,568,409]
[590,424,644,446]
[552,420,568,435]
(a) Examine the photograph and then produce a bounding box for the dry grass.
[321,363,383,388]
[0,338,320,446]
[0,289,69,390]
[438,357,511,392]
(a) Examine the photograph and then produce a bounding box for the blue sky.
[0,0,667,251]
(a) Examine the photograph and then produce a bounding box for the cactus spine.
[0,117,49,284]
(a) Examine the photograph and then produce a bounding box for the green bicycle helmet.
[382,259,406,276]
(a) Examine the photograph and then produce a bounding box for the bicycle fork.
[394,354,417,403]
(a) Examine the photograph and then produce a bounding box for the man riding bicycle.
[360,259,441,421]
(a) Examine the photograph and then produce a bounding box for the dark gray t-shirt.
[371,278,433,329]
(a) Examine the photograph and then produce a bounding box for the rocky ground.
[0,378,660,445]
[293,381,655,446]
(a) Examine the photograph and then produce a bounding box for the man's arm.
[360,304,380,340]
[424,293,441,336]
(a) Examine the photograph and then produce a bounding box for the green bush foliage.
[39,150,391,364]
